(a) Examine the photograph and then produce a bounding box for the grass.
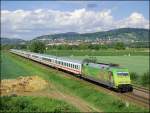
[1,51,33,79]
[0,51,149,112]
[0,96,79,112]
[46,49,149,56]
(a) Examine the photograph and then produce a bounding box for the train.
[10,49,133,92]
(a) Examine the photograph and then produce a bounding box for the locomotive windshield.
[117,72,129,76]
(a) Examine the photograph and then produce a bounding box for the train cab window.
[117,72,128,76]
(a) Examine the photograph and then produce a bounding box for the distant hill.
[1,38,26,45]
[35,28,149,41]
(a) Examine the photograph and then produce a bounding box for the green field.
[69,56,149,75]
[0,51,149,112]
[46,49,149,56]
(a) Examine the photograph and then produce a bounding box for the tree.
[114,42,125,50]
[29,41,46,53]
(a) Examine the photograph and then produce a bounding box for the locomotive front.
[113,69,133,92]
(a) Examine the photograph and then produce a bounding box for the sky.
[1,1,149,40]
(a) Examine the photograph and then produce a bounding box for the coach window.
[75,65,77,69]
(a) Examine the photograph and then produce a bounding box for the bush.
[130,72,139,81]
[0,96,78,112]
[112,100,126,108]
[141,71,149,86]
[114,42,125,50]
[29,41,46,53]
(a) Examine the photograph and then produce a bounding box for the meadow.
[0,51,148,112]
[46,48,149,56]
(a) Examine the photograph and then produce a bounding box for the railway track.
[132,85,149,93]
[123,92,149,107]
[123,85,149,108]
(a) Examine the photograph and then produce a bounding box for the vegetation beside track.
[0,51,149,112]
[0,96,79,112]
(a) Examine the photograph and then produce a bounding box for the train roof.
[40,54,83,64]
[11,49,82,64]
[87,62,127,71]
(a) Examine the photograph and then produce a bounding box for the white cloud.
[116,12,149,29]
[1,9,149,40]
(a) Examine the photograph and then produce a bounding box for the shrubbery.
[130,71,149,87]
[141,71,149,87]
[0,96,78,112]
[130,72,139,81]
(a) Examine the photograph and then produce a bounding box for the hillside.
[35,28,149,41]
[1,38,26,45]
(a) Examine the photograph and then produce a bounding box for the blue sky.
[2,1,149,19]
[1,1,149,40]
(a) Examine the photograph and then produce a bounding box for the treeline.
[47,42,149,50]
[47,42,126,50]
[1,41,149,52]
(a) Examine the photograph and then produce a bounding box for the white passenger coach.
[10,49,82,74]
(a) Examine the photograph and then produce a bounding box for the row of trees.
[2,41,148,53]
[47,42,126,50]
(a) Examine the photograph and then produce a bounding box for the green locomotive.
[82,62,133,92]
